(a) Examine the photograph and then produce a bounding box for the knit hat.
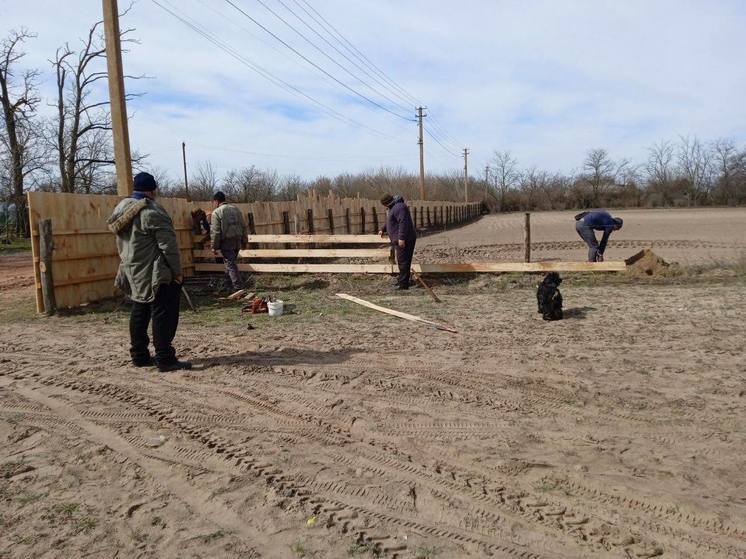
[380,193,394,207]
[133,172,157,192]
[213,191,226,203]
[613,217,624,229]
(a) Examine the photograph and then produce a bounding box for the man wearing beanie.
[379,193,417,290]
[210,191,248,291]
[574,209,623,262]
[107,172,191,372]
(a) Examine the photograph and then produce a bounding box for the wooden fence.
[192,191,481,235]
[27,191,481,311]
[27,192,194,313]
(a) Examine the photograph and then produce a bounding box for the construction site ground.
[1,208,746,558]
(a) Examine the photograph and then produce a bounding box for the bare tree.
[191,161,219,200]
[711,138,738,204]
[677,135,713,205]
[49,11,142,194]
[583,148,615,205]
[491,150,519,211]
[0,29,48,235]
[646,140,677,205]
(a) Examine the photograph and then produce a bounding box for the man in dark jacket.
[379,194,417,290]
[107,172,192,372]
[574,210,623,262]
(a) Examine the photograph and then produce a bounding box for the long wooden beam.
[336,293,457,333]
[195,263,397,273]
[194,248,390,259]
[194,261,625,274]
[246,234,386,244]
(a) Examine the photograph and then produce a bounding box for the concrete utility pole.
[463,148,470,203]
[416,106,427,200]
[182,142,190,201]
[102,0,133,196]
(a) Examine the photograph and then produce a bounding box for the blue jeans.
[575,221,599,262]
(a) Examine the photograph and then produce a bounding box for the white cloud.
[3,0,745,180]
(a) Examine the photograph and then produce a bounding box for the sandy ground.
[417,208,746,266]
[0,253,33,293]
[1,210,746,558]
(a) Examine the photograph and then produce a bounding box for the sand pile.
[625,249,672,276]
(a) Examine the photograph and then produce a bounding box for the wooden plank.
[195,261,625,274]
[246,234,386,244]
[336,293,456,333]
[193,249,390,259]
[413,262,626,273]
[196,263,397,273]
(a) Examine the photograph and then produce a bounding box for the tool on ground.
[181,285,197,312]
[336,293,456,333]
[412,273,440,303]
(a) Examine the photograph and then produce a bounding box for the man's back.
[211,203,247,249]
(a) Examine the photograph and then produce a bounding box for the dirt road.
[2,272,746,557]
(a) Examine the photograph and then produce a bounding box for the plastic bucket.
[267,300,284,317]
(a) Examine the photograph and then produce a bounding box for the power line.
[289,0,464,152]
[223,0,414,122]
[253,0,413,117]
[276,0,415,112]
[150,0,399,139]
[293,0,420,108]
[425,129,461,158]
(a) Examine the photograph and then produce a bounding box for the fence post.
[412,207,417,231]
[426,207,431,228]
[282,211,290,234]
[307,208,314,234]
[345,208,351,233]
[372,207,379,232]
[39,219,56,316]
[247,212,256,235]
[524,212,531,263]
[360,207,366,234]
[327,208,334,234]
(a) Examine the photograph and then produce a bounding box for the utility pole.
[463,148,470,203]
[181,142,190,201]
[102,0,132,196]
[484,165,490,185]
[416,106,427,200]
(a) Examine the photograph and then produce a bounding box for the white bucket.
[267,300,284,317]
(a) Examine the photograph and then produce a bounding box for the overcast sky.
[3,0,745,181]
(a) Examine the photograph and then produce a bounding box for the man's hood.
[107,198,148,234]
[391,194,404,205]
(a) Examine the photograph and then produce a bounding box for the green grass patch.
[0,237,31,253]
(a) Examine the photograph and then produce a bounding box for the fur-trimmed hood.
[107,198,148,234]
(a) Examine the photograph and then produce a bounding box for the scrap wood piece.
[412,273,440,303]
[336,293,456,333]
[227,289,247,300]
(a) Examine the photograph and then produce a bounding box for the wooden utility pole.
[102,0,133,196]
[484,165,490,184]
[416,106,427,200]
[182,142,190,201]
[463,148,469,203]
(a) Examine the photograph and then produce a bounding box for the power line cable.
[274,0,415,112]
[223,0,414,122]
[150,0,400,139]
[252,0,413,117]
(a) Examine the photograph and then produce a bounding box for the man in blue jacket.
[379,194,417,290]
[575,210,623,262]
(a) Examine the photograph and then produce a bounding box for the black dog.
[536,272,563,321]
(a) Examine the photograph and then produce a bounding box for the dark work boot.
[157,360,193,373]
[132,356,155,367]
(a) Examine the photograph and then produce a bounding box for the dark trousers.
[221,248,241,289]
[575,221,599,262]
[395,239,416,287]
[129,282,181,366]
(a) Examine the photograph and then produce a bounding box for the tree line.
[2,23,746,238]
